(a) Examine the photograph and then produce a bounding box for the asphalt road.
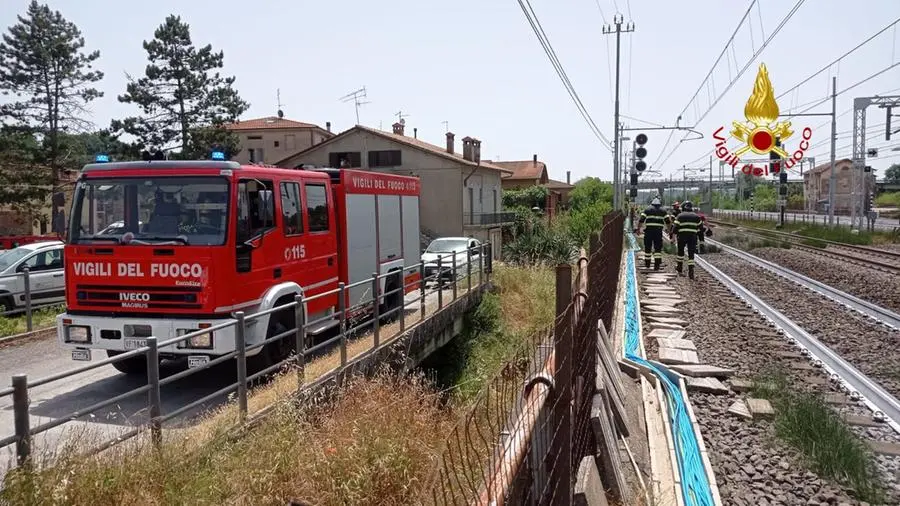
[714,209,899,231]
[0,282,458,475]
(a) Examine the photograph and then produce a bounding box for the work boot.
[675,263,683,275]
[654,258,661,270]
[688,265,695,280]
[645,257,651,269]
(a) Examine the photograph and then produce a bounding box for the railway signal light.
[634,133,648,172]
[769,137,782,176]
[630,172,638,186]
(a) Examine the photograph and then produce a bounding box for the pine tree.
[113,15,249,158]
[0,1,103,225]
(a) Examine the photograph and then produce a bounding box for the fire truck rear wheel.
[252,298,297,371]
[106,350,149,375]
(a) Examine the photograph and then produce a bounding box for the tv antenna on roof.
[276,89,285,118]
[441,121,449,133]
[396,110,410,124]
[340,86,370,125]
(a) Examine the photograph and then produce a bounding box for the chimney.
[533,154,538,166]
[392,122,405,136]
[473,139,481,164]
[326,121,331,133]
[446,132,455,154]
[462,136,474,161]
[566,171,571,185]
[413,127,418,139]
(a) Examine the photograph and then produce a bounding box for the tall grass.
[751,370,885,503]
[2,265,556,504]
[0,304,62,338]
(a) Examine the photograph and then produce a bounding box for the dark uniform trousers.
[638,206,667,270]
[674,211,703,279]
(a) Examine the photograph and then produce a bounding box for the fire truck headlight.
[66,325,91,343]
[176,329,213,349]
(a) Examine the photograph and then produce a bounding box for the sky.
[2,0,900,184]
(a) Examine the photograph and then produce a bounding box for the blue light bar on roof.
[95,153,110,163]
[210,150,225,161]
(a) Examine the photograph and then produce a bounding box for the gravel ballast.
[714,230,900,314]
[637,253,900,505]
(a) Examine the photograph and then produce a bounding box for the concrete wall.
[232,128,330,165]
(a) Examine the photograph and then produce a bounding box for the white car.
[0,241,65,312]
[421,237,482,283]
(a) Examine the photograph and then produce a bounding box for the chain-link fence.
[426,212,625,505]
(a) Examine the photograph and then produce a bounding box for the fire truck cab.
[58,156,421,374]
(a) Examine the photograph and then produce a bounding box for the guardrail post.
[294,294,306,390]
[552,263,573,506]
[372,273,380,348]
[12,374,30,466]
[419,263,426,321]
[146,337,162,448]
[485,243,493,282]
[338,282,347,368]
[23,267,32,331]
[467,246,472,292]
[234,312,248,422]
[451,251,458,301]
[437,255,444,309]
[478,245,484,287]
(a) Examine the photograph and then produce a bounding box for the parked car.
[0,241,65,312]
[421,237,482,284]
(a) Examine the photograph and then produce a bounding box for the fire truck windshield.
[69,176,229,246]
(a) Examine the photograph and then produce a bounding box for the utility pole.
[828,77,837,225]
[603,14,634,212]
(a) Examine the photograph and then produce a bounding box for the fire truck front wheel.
[106,350,149,375]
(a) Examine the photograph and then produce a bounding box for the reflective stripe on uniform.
[644,223,665,227]
[687,259,695,266]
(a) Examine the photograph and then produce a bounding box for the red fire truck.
[57,156,421,374]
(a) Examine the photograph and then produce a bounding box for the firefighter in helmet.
[636,197,667,270]
[673,200,705,280]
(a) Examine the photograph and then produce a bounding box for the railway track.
[706,238,900,330]
[696,254,900,434]
[710,219,900,274]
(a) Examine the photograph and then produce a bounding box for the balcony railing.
[464,212,517,227]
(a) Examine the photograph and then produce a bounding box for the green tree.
[112,15,249,158]
[885,164,900,184]
[502,186,548,210]
[0,1,103,223]
[568,177,613,211]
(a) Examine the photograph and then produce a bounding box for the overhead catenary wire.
[655,0,808,172]
[517,0,612,146]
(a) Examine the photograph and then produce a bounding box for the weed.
[751,369,885,503]
[0,305,62,337]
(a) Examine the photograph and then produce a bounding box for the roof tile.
[226,116,321,131]
[490,159,547,180]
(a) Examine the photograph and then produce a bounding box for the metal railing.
[0,267,66,334]
[464,212,517,227]
[426,213,625,505]
[0,243,493,472]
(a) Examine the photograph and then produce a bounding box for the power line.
[593,0,615,106]
[791,61,900,116]
[776,17,900,101]
[651,0,758,167]
[517,0,611,145]
[655,0,808,171]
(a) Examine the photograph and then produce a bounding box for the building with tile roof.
[803,158,876,213]
[226,115,335,165]
[276,123,515,256]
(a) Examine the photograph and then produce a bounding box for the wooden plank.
[642,375,678,506]
[574,455,610,506]
[658,347,700,365]
[595,325,631,436]
[590,393,629,504]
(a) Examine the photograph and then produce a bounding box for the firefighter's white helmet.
[651,197,661,206]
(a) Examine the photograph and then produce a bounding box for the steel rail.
[723,228,900,274]
[696,254,900,434]
[710,218,900,260]
[708,239,900,330]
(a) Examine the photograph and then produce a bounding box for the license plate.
[71,349,91,361]
[187,355,210,369]
[124,338,148,350]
